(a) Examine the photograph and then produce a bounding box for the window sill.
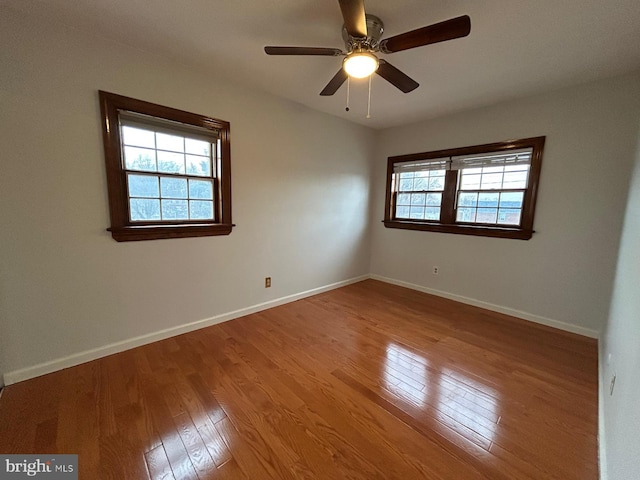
[108,223,234,242]
[383,220,533,240]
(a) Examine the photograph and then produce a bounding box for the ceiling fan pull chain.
[345,76,350,112]
[366,75,372,119]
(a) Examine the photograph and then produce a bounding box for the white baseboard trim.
[4,275,369,385]
[370,274,600,339]
[598,336,608,480]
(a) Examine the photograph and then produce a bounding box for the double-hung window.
[99,91,232,242]
[453,148,533,226]
[384,137,545,239]
[393,158,448,221]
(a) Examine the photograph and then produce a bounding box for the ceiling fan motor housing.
[342,14,384,52]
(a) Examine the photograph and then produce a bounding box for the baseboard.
[370,274,600,339]
[598,336,608,480]
[3,275,369,385]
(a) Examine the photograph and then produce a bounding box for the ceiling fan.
[264,0,471,96]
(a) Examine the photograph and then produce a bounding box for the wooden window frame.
[383,136,545,240]
[99,91,233,242]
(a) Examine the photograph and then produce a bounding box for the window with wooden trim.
[384,137,545,239]
[99,91,232,241]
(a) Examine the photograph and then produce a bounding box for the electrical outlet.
[433,266,439,275]
[265,277,271,288]
[610,373,616,396]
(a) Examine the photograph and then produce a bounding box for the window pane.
[460,173,480,190]
[157,151,185,174]
[482,166,504,174]
[124,146,156,172]
[428,176,445,191]
[189,179,214,200]
[457,207,476,223]
[399,172,414,179]
[477,208,498,223]
[156,132,184,153]
[186,155,212,177]
[498,209,522,225]
[480,173,504,189]
[399,178,413,191]
[458,192,477,207]
[122,126,155,148]
[161,199,188,220]
[130,198,160,221]
[185,138,211,156]
[160,177,188,199]
[414,176,428,190]
[128,174,159,198]
[499,191,524,208]
[426,193,442,206]
[190,200,214,219]
[409,207,424,219]
[425,207,440,220]
[478,192,499,208]
[411,193,426,205]
[397,193,411,205]
[396,206,410,218]
[503,170,529,189]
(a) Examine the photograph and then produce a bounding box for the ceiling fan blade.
[264,46,343,56]
[338,0,367,38]
[380,15,471,53]
[320,69,348,96]
[376,60,419,93]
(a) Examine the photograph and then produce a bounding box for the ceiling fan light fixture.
[343,51,379,78]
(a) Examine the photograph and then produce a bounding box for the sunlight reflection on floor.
[383,343,501,450]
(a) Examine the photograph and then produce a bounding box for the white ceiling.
[6,0,640,129]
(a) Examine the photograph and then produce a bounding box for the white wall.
[599,120,640,480]
[0,7,374,383]
[370,73,640,336]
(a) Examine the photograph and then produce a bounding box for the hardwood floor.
[0,280,599,479]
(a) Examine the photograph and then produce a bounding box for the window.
[99,91,232,241]
[384,137,545,239]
